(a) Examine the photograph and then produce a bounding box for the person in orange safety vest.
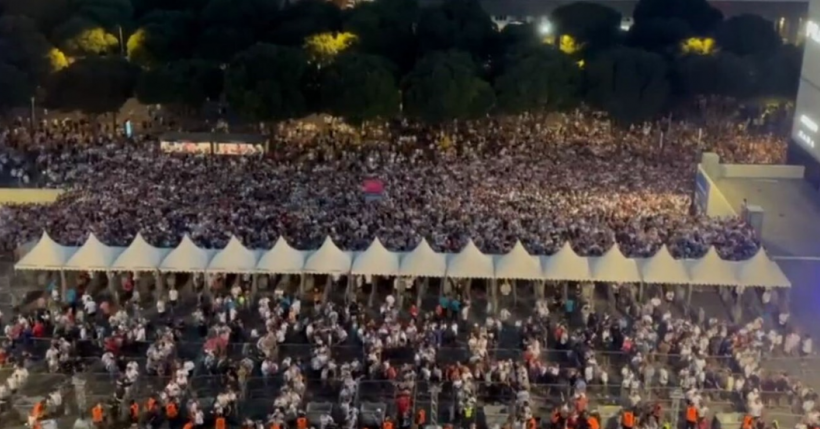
[685,403,699,429]
[621,408,636,429]
[91,402,105,427]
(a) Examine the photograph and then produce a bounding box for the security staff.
[621,408,636,429]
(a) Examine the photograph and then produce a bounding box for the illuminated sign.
[798,130,816,149]
[808,21,820,44]
[802,115,819,133]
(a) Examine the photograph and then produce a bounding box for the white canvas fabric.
[494,241,543,280]
[303,236,352,274]
[542,242,593,281]
[733,248,791,287]
[111,233,171,272]
[399,239,446,277]
[685,246,739,286]
[64,233,126,271]
[159,235,216,272]
[446,239,494,279]
[208,235,262,273]
[15,232,78,270]
[257,236,307,274]
[352,238,399,276]
[638,245,691,284]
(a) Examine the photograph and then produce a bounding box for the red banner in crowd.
[362,178,385,194]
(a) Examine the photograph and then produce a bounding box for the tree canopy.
[402,51,495,123]
[0,0,801,126]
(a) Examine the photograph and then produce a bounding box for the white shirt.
[169,289,178,302]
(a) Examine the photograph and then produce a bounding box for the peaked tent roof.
[15,232,79,270]
[208,235,262,273]
[733,248,791,287]
[399,239,446,277]
[638,245,691,284]
[303,236,352,274]
[352,238,399,276]
[447,240,495,279]
[542,242,593,281]
[589,245,642,283]
[495,241,543,280]
[111,233,171,272]
[257,237,306,274]
[64,233,126,271]
[159,235,216,272]
[685,246,739,286]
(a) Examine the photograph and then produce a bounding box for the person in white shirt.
[803,335,813,356]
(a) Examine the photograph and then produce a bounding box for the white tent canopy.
[111,233,171,272]
[208,236,262,273]
[64,233,126,271]
[542,242,592,281]
[733,248,791,287]
[303,236,352,275]
[494,241,543,280]
[638,245,691,284]
[257,237,306,274]
[399,239,446,277]
[589,245,642,283]
[160,235,216,272]
[15,232,78,271]
[685,247,738,285]
[352,238,399,276]
[447,240,495,279]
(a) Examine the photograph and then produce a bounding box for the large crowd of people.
[0,100,785,261]
[0,97,804,429]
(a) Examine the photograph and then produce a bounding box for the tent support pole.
[368,276,376,308]
[491,279,498,315]
[322,275,330,304]
[396,277,405,309]
[512,280,518,306]
[251,274,258,298]
[60,270,67,298]
[299,274,307,297]
[562,282,568,301]
[417,278,427,309]
[638,283,644,302]
[687,284,692,306]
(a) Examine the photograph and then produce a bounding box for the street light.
[538,22,552,35]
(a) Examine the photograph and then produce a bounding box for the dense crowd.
[0,101,785,260]
[0,271,812,429]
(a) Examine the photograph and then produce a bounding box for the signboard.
[695,168,710,214]
[362,178,385,202]
[215,142,264,156]
[160,141,211,154]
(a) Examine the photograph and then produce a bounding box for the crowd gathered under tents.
[0,98,806,429]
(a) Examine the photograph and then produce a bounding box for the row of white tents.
[14,232,791,287]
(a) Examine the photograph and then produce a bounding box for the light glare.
[801,115,818,133]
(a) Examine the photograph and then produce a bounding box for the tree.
[416,0,496,59]
[127,11,196,67]
[343,0,418,72]
[716,14,781,56]
[52,17,120,56]
[70,0,135,29]
[755,44,802,98]
[304,32,357,65]
[0,16,55,86]
[267,0,342,46]
[627,17,691,53]
[0,63,34,114]
[0,0,72,34]
[585,47,669,126]
[675,53,758,100]
[45,56,139,116]
[197,0,279,59]
[402,51,494,123]
[318,53,399,123]
[494,46,581,114]
[550,2,622,52]
[135,59,222,110]
[632,0,722,35]
[225,44,310,122]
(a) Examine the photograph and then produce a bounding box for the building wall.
[790,0,820,187]
[479,0,808,41]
